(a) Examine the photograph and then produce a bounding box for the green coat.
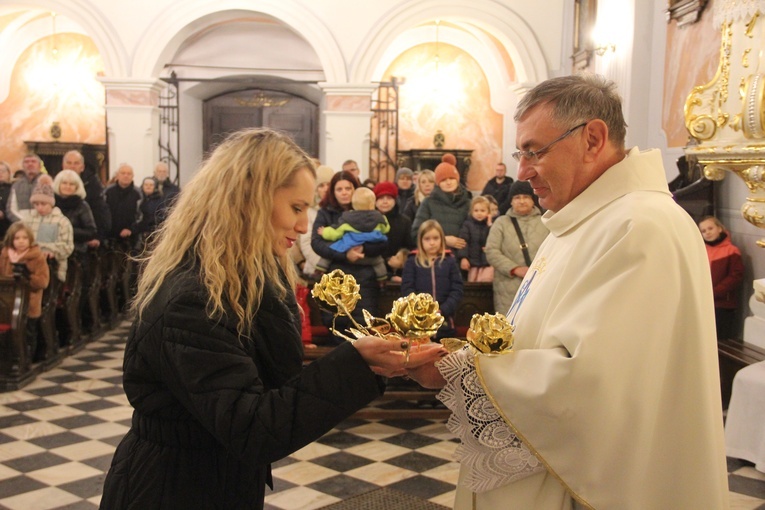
[411,185,472,241]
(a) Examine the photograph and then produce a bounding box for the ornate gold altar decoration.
[235,92,289,108]
[684,0,765,246]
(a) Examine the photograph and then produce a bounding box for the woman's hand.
[346,245,365,263]
[354,337,447,377]
[445,235,466,250]
[460,259,470,271]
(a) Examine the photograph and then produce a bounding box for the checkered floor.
[0,322,761,510]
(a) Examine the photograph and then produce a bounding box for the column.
[99,78,164,180]
[319,83,378,179]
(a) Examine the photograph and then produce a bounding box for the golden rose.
[311,269,361,317]
[466,313,514,354]
[387,293,444,339]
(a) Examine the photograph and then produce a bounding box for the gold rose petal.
[440,337,467,353]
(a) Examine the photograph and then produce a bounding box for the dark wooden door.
[203,89,318,156]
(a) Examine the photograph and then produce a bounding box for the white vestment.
[453,148,729,509]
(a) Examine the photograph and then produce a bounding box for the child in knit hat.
[316,187,389,281]
[25,175,74,282]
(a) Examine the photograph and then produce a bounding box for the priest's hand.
[405,361,447,389]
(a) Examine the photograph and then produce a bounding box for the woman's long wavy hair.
[131,128,316,336]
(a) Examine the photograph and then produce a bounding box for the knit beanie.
[434,154,460,184]
[373,181,398,199]
[315,165,335,186]
[508,180,534,200]
[30,175,55,206]
[395,167,414,181]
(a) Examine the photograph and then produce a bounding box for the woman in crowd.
[402,169,435,221]
[485,181,548,314]
[292,164,335,279]
[395,167,415,211]
[53,170,97,254]
[311,171,388,341]
[373,181,414,279]
[99,128,444,510]
[411,154,470,251]
[0,162,12,238]
[133,177,167,249]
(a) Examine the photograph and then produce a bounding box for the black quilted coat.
[100,265,384,509]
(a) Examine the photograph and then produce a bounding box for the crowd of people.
[0,152,179,364]
[0,73,745,510]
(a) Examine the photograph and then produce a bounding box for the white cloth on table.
[726,361,765,472]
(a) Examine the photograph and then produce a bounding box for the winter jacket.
[105,183,141,240]
[0,182,12,238]
[26,207,74,282]
[457,217,491,267]
[705,232,744,309]
[482,177,513,206]
[133,191,167,237]
[312,205,388,318]
[321,210,390,241]
[396,186,415,212]
[80,169,112,240]
[0,245,49,317]
[100,264,384,510]
[7,175,40,222]
[401,251,464,325]
[411,185,472,241]
[484,207,548,314]
[55,194,97,253]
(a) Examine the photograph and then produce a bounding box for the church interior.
[0,0,764,508]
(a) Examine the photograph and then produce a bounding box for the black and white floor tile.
[0,321,760,510]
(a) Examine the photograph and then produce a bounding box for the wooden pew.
[0,275,37,390]
[84,248,104,336]
[59,255,84,351]
[718,338,765,409]
[39,260,63,368]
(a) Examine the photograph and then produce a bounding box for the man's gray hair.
[514,74,627,148]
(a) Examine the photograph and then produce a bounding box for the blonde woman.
[402,169,435,221]
[99,128,445,510]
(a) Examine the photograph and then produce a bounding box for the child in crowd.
[317,187,389,281]
[457,196,494,282]
[25,176,74,282]
[699,216,745,339]
[485,194,500,222]
[386,248,410,282]
[0,222,50,363]
[401,220,464,340]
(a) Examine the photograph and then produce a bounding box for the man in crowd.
[7,153,43,222]
[105,163,141,244]
[342,159,360,180]
[481,161,513,208]
[62,150,111,247]
[409,74,729,509]
[153,161,180,204]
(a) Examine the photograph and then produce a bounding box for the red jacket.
[705,233,744,309]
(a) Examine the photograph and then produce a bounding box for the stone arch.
[350,0,548,88]
[0,1,128,76]
[131,0,347,82]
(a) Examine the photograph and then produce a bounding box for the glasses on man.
[511,122,589,163]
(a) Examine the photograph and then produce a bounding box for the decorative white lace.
[713,0,765,28]
[436,348,545,493]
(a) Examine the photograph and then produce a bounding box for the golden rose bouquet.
[311,270,364,341]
